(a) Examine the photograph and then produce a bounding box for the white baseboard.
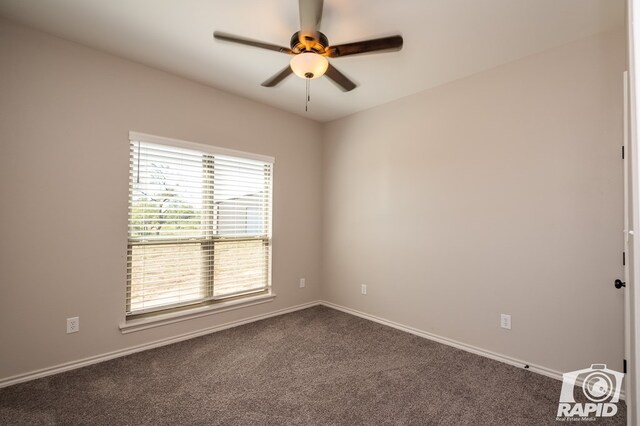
[318,301,561,379]
[0,300,321,389]
[2,299,625,401]
[319,300,626,401]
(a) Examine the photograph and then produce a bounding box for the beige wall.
[0,18,322,380]
[322,30,626,374]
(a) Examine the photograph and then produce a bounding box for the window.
[127,132,273,317]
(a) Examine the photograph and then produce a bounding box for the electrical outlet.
[299,278,306,288]
[361,284,367,295]
[66,317,79,334]
[500,314,511,330]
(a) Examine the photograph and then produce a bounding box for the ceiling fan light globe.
[290,52,328,79]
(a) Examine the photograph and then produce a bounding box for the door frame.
[626,1,640,423]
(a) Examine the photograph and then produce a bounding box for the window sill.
[119,292,276,334]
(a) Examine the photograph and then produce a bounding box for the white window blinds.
[127,133,273,316]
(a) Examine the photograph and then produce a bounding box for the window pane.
[130,142,205,240]
[213,239,269,298]
[213,156,270,237]
[129,243,206,313]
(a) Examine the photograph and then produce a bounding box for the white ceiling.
[0,0,625,122]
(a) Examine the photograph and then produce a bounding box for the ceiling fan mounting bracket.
[290,31,329,54]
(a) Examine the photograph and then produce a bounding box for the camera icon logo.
[557,364,624,419]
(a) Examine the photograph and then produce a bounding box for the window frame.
[125,132,274,321]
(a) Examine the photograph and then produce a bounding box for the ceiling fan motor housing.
[291,31,329,54]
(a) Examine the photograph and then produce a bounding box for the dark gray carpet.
[0,306,627,425]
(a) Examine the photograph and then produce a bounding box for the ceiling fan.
[213,0,403,92]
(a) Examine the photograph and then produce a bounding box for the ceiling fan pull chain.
[305,77,310,112]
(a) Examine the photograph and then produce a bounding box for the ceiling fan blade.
[261,66,294,87]
[324,63,356,92]
[299,0,323,36]
[327,35,403,58]
[214,32,292,54]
